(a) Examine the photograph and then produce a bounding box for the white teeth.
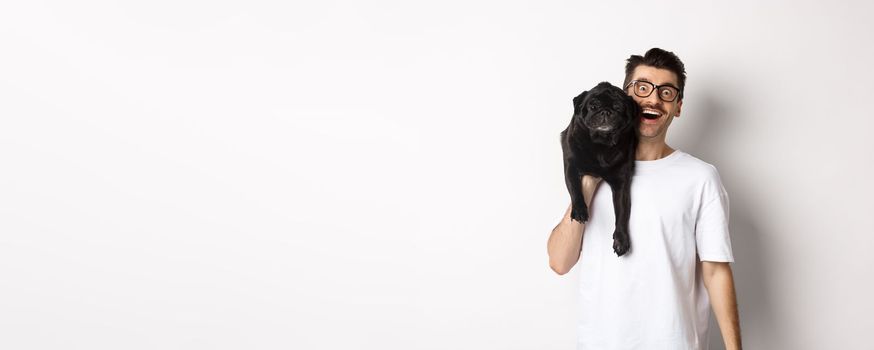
[643,109,661,115]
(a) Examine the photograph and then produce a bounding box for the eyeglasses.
[624,80,681,102]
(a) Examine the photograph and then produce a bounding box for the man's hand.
[581,175,602,208]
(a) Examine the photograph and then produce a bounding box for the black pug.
[560,82,640,256]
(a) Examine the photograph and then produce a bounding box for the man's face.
[625,65,683,141]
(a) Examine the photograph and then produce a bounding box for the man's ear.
[572,91,588,116]
[675,99,683,118]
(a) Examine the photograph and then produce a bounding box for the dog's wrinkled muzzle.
[586,111,618,132]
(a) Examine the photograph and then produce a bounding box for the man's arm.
[702,261,742,350]
[547,175,601,275]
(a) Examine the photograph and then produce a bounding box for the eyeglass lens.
[632,81,678,102]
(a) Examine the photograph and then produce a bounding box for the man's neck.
[636,140,676,161]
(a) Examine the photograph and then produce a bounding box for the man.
[547,48,742,350]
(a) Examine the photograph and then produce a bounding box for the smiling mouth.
[641,109,662,120]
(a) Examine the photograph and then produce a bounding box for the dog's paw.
[570,207,589,223]
[612,232,630,257]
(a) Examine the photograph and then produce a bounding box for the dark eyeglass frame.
[624,80,682,102]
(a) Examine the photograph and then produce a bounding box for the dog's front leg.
[564,160,588,223]
[609,176,632,256]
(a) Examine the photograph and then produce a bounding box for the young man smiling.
[547,48,742,350]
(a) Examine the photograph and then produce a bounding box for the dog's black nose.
[596,111,612,123]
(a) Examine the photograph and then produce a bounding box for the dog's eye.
[588,104,596,111]
[613,103,621,110]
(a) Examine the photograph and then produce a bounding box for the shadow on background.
[681,88,782,349]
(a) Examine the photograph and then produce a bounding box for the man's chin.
[637,125,662,139]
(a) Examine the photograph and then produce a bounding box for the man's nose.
[641,91,662,106]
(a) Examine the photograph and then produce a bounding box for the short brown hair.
[623,48,687,100]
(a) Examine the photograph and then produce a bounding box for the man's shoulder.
[673,150,723,181]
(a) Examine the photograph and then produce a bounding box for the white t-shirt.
[575,150,734,350]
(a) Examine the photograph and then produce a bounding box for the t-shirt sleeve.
[695,166,735,262]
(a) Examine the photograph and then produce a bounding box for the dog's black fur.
[560,82,640,256]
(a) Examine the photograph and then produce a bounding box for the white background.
[1,1,872,349]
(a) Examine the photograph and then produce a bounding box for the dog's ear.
[572,91,588,116]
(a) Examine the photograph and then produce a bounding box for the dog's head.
[572,82,640,145]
